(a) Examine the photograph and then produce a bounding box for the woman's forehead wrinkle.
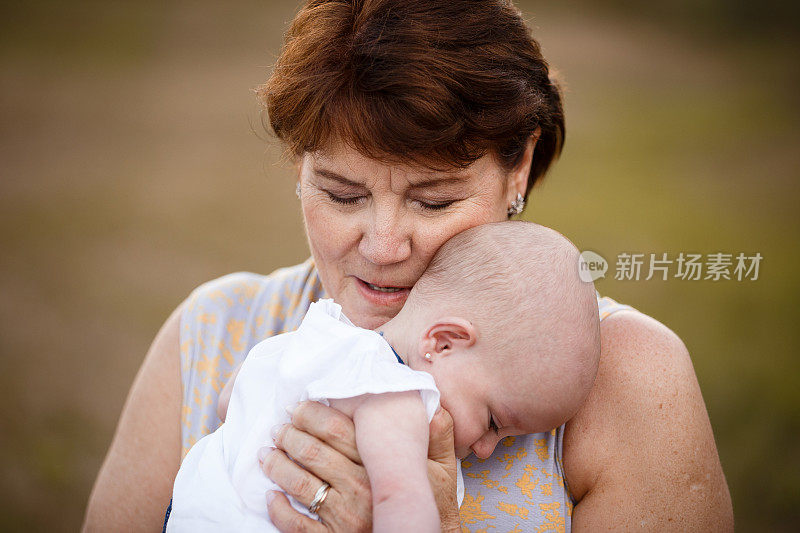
[309,147,480,194]
[387,166,402,193]
[310,142,489,192]
[393,165,475,192]
[409,176,472,191]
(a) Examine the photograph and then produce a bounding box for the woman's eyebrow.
[409,176,469,190]
[312,168,365,187]
[314,167,470,190]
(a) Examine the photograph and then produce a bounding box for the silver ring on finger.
[307,482,330,514]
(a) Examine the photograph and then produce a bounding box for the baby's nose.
[471,438,499,460]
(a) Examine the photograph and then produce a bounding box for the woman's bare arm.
[565,311,734,531]
[82,304,184,532]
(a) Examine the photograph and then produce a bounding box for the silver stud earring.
[295,182,301,199]
[424,353,432,361]
[507,192,525,216]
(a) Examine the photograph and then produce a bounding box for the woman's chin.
[341,298,403,329]
[349,309,397,330]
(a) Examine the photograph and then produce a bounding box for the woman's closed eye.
[325,191,366,206]
[325,189,456,211]
[411,199,455,210]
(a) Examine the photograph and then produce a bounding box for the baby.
[167,221,601,532]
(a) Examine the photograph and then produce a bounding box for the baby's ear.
[421,317,476,358]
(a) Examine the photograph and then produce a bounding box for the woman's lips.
[354,277,411,307]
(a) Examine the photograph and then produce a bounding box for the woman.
[84,0,733,531]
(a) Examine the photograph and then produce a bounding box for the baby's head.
[386,221,600,459]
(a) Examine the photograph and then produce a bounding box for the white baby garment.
[168,299,464,532]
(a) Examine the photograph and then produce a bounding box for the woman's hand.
[424,408,461,532]
[262,401,461,532]
[262,401,371,532]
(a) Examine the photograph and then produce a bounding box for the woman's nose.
[358,206,412,265]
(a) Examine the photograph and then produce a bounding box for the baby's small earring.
[424,353,432,361]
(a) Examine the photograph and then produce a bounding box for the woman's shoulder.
[595,292,635,321]
[563,303,732,529]
[185,259,320,307]
[593,292,686,360]
[182,259,324,323]
[598,301,690,369]
[178,258,326,377]
[593,301,694,416]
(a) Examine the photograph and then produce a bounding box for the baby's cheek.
[451,421,475,451]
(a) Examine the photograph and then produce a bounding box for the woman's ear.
[419,317,477,360]
[507,129,540,202]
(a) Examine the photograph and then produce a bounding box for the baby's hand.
[216,363,243,422]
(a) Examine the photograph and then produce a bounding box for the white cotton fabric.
[168,299,464,532]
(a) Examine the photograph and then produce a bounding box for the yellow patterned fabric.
[179,260,635,532]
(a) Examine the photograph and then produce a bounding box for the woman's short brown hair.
[256,0,565,198]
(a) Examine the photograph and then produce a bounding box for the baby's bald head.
[407,221,601,428]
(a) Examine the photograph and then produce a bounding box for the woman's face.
[298,140,531,329]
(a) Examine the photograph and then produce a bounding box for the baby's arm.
[331,392,439,533]
[216,362,243,422]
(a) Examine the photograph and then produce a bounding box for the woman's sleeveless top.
[179,259,634,532]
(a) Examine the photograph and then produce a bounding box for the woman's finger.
[266,490,327,533]
[273,422,370,495]
[428,407,456,463]
[288,401,361,464]
[263,447,369,532]
[425,407,461,530]
[261,447,331,509]
[269,402,373,533]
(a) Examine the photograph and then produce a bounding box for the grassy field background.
[1,1,797,530]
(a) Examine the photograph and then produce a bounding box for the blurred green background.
[1,0,797,530]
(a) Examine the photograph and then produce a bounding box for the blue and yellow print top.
[179,259,634,532]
